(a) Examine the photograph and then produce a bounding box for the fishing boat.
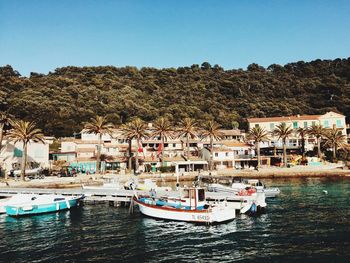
[133,188,236,224]
[5,194,84,217]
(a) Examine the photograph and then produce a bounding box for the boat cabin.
[180,188,206,209]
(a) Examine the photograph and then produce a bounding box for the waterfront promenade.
[1,165,349,190]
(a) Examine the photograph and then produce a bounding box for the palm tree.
[247,126,269,169]
[309,124,326,159]
[150,117,173,167]
[7,120,45,181]
[177,118,198,159]
[296,127,309,156]
[121,118,148,173]
[323,127,347,160]
[201,120,223,170]
[273,123,294,167]
[84,116,114,174]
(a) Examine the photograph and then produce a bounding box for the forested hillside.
[1,58,350,137]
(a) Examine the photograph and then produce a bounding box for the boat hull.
[5,196,83,217]
[134,197,235,224]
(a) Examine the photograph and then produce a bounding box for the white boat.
[4,194,84,216]
[243,179,280,198]
[125,178,171,192]
[208,179,280,198]
[207,183,267,213]
[133,188,235,224]
[0,197,12,213]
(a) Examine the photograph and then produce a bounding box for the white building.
[0,138,51,173]
[247,111,347,151]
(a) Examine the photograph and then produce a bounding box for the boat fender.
[56,202,59,211]
[66,200,71,209]
[250,203,257,213]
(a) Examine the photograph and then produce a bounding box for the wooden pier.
[0,187,145,204]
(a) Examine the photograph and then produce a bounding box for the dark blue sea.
[1,177,349,262]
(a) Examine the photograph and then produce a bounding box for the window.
[312,121,316,126]
[225,152,229,157]
[173,143,176,147]
[214,153,218,157]
[336,119,342,128]
[303,121,308,128]
[293,122,298,129]
[255,124,259,128]
[324,120,329,128]
[269,123,274,130]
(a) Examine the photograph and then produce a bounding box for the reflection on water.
[0,177,350,262]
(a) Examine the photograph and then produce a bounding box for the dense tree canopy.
[1,58,350,137]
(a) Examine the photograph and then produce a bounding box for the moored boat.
[133,188,235,224]
[206,185,266,214]
[5,194,84,217]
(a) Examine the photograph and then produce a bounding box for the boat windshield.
[54,198,65,202]
[198,189,205,201]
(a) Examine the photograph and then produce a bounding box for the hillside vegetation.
[1,58,350,137]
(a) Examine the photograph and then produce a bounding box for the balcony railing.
[236,154,253,159]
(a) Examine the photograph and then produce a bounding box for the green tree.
[323,127,347,160]
[7,120,45,181]
[84,116,114,174]
[201,120,223,170]
[247,126,269,168]
[309,124,326,159]
[121,118,148,173]
[150,117,173,167]
[273,123,294,167]
[177,118,198,159]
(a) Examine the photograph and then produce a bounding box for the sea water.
[0,177,349,262]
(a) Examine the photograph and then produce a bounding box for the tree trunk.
[96,133,102,174]
[135,138,139,173]
[209,136,213,171]
[186,133,190,159]
[317,137,321,159]
[283,139,287,167]
[0,124,4,154]
[0,124,7,181]
[301,136,305,156]
[128,139,132,173]
[257,142,261,169]
[161,135,165,167]
[333,145,337,160]
[20,142,27,181]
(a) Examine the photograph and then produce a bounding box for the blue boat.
[5,194,84,217]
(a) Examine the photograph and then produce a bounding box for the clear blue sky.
[0,0,349,76]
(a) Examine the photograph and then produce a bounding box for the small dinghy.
[5,194,84,217]
[133,188,236,224]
